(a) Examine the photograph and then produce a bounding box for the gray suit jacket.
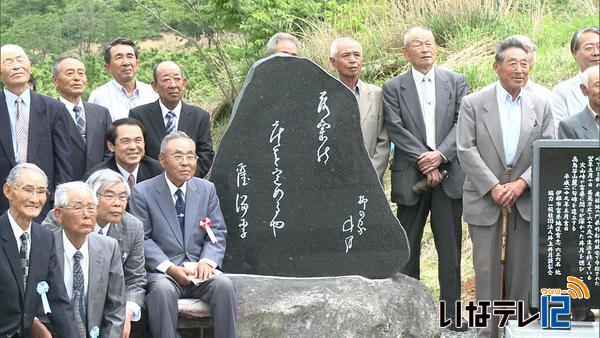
[358,82,390,182]
[457,84,555,225]
[66,101,112,180]
[557,106,600,140]
[54,231,125,338]
[382,67,467,205]
[129,173,227,271]
[43,211,146,309]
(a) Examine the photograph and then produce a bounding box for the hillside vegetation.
[1,0,598,299]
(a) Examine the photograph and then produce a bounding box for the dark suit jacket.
[83,154,164,183]
[0,91,73,215]
[382,67,467,205]
[129,100,214,177]
[0,212,77,337]
[64,101,112,180]
[557,106,600,140]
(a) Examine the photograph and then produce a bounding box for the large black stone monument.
[532,139,600,309]
[211,55,409,278]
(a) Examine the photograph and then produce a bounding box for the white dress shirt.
[62,232,89,300]
[3,87,31,163]
[412,67,437,150]
[88,79,158,121]
[58,96,85,123]
[116,162,140,184]
[159,100,182,130]
[496,82,522,166]
[8,210,31,259]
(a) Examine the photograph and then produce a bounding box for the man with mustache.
[129,61,214,178]
[52,54,112,180]
[89,38,158,121]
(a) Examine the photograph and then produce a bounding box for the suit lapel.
[147,101,167,144]
[0,93,16,166]
[400,71,427,142]
[512,94,536,165]
[154,175,184,246]
[580,107,599,139]
[107,223,123,250]
[83,103,98,160]
[55,230,65,280]
[178,102,192,135]
[184,180,200,248]
[0,215,24,297]
[87,236,104,324]
[482,89,507,167]
[64,104,86,154]
[570,77,587,107]
[26,93,44,161]
[358,84,372,125]
[434,70,450,144]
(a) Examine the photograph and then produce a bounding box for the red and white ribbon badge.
[201,217,217,244]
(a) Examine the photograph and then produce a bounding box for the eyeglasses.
[10,184,50,198]
[62,204,98,214]
[98,192,128,203]
[168,154,198,163]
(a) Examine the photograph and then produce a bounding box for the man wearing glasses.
[130,131,237,338]
[1,164,78,337]
[44,169,147,337]
[51,181,125,338]
[85,118,163,186]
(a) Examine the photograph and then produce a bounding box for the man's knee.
[148,275,178,300]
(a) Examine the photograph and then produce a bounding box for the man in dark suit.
[53,181,125,338]
[558,65,600,140]
[382,27,468,331]
[0,164,77,337]
[129,61,214,178]
[0,44,73,217]
[130,131,236,338]
[44,169,147,337]
[85,118,163,185]
[52,54,112,180]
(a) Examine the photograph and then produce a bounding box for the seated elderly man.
[44,169,146,337]
[52,181,125,337]
[0,164,77,337]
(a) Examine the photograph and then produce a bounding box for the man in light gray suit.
[457,37,554,338]
[44,169,147,338]
[382,27,467,331]
[52,55,112,180]
[129,131,237,338]
[329,37,390,183]
[558,65,600,140]
[53,181,125,338]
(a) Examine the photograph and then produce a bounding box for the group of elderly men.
[1,23,598,338]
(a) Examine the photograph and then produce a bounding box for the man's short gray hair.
[51,54,84,76]
[54,181,97,208]
[160,131,195,154]
[86,169,131,198]
[5,163,47,186]
[266,32,300,55]
[582,65,599,87]
[329,37,363,59]
[494,37,529,64]
[403,27,434,46]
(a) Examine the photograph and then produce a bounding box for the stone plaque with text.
[211,55,409,278]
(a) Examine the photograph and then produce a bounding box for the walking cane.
[499,207,509,301]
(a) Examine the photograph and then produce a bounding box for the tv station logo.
[439,276,591,330]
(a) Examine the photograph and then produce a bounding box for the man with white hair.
[329,37,389,183]
[0,44,73,218]
[552,26,600,128]
[0,164,77,337]
[53,181,125,337]
[383,26,468,331]
[44,169,146,337]
[265,32,300,56]
[558,65,600,139]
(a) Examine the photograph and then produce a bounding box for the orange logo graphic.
[564,276,590,300]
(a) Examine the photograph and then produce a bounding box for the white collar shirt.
[412,67,437,149]
[4,87,31,163]
[116,162,140,184]
[159,100,182,130]
[88,79,158,121]
[496,82,523,166]
[58,96,84,123]
[8,210,31,258]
